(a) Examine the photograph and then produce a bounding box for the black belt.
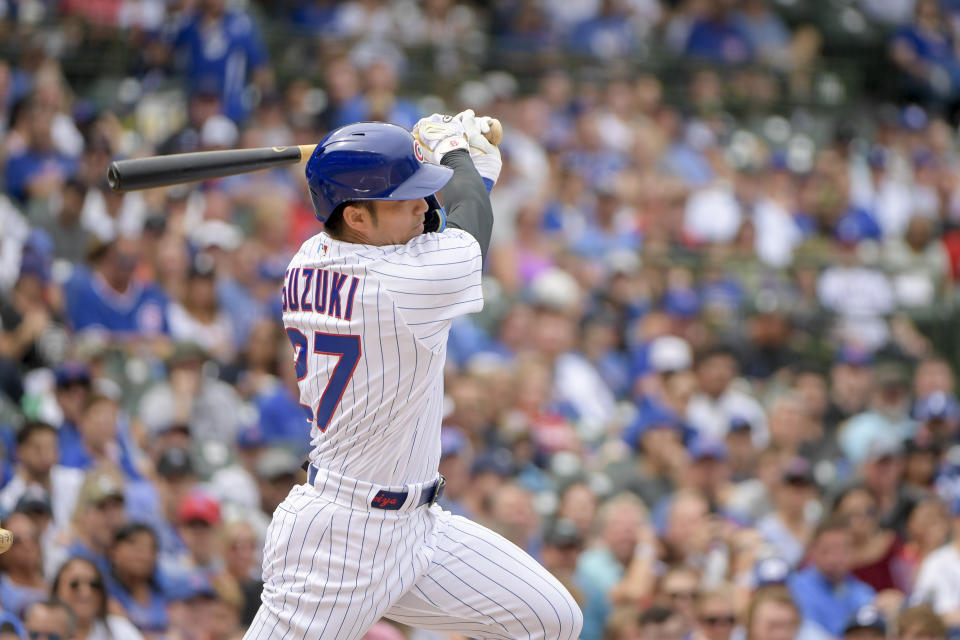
[305,464,445,511]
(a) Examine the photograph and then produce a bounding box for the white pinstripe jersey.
[281,228,483,486]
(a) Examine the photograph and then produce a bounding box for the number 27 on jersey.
[285,328,361,432]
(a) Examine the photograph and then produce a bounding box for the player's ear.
[341,203,373,233]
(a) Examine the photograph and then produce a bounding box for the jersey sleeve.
[371,229,484,351]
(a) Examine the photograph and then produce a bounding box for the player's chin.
[409,221,425,239]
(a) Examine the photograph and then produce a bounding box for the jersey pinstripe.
[282,229,483,485]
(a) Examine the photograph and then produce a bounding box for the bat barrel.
[108,145,308,192]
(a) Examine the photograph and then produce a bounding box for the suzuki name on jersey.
[282,267,359,321]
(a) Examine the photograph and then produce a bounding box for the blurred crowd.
[2,1,960,640]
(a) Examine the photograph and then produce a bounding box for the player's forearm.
[440,149,493,264]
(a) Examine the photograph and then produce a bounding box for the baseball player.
[244,111,583,640]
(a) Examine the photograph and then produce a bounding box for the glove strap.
[423,195,446,233]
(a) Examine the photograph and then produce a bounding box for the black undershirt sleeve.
[439,149,494,265]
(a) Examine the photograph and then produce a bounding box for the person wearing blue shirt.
[890,0,960,99]
[59,392,143,481]
[567,0,639,60]
[64,237,169,339]
[171,0,272,123]
[3,97,76,204]
[788,517,876,638]
[685,1,754,65]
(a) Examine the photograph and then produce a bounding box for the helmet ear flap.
[423,194,446,233]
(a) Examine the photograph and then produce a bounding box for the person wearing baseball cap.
[683,436,733,510]
[843,605,886,640]
[48,468,127,576]
[914,391,960,448]
[53,361,92,467]
[725,416,760,482]
[173,491,222,578]
[756,458,817,568]
[607,406,686,507]
[855,435,922,538]
[687,344,769,448]
[541,518,584,605]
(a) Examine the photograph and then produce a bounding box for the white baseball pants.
[244,470,583,640]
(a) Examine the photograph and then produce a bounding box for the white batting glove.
[456,109,502,188]
[411,114,468,164]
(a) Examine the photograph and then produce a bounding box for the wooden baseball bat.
[108,119,502,192]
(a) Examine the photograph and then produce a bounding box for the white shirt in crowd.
[0,465,85,528]
[167,303,236,362]
[87,615,145,640]
[911,543,960,615]
[81,188,147,242]
[752,197,804,268]
[686,386,770,448]
[683,181,742,245]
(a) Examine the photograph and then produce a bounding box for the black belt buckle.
[428,475,446,508]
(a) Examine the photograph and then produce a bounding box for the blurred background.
[2,1,960,639]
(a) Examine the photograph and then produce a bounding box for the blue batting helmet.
[305,122,453,223]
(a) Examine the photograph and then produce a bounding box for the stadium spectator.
[0,512,47,617]
[166,253,235,363]
[637,605,686,640]
[138,342,242,446]
[896,605,948,640]
[693,586,738,640]
[63,237,169,339]
[169,0,272,123]
[21,599,74,640]
[910,498,960,623]
[787,517,876,637]
[832,485,908,593]
[219,520,262,627]
[756,457,816,568]
[48,468,127,577]
[2,96,76,205]
[745,586,801,640]
[0,421,83,528]
[842,605,887,640]
[890,0,960,101]
[169,490,221,581]
[577,493,649,640]
[51,556,144,640]
[104,523,168,636]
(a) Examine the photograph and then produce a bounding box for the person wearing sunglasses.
[21,599,74,640]
[52,556,143,640]
[693,586,738,640]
